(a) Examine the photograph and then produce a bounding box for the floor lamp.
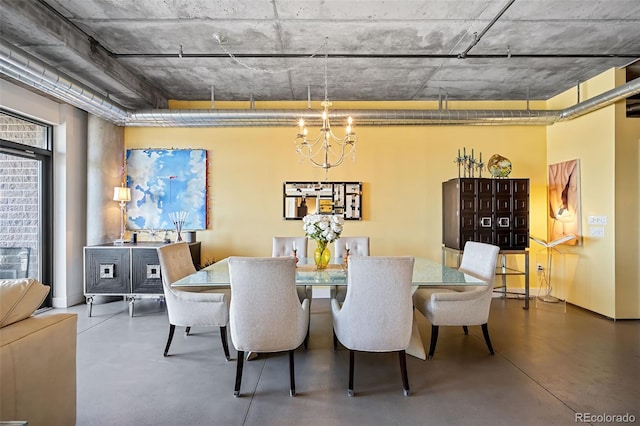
[113,184,131,245]
[530,234,575,303]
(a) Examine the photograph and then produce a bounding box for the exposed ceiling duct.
[126,108,562,127]
[0,41,128,124]
[2,41,639,128]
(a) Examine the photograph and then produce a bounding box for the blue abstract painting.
[126,149,207,231]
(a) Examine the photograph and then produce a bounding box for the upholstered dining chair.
[272,236,310,302]
[333,236,370,259]
[331,236,370,301]
[412,241,500,360]
[272,236,307,258]
[332,256,415,397]
[228,257,310,397]
[156,242,230,361]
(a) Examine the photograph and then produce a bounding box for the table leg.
[406,309,426,360]
[501,254,507,299]
[524,252,530,310]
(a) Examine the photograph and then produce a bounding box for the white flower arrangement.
[302,214,344,247]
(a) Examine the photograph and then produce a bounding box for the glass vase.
[314,243,331,269]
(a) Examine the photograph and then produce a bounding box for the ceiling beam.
[111,53,640,59]
[1,0,167,108]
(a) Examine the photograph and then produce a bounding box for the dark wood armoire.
[442,178,530,250]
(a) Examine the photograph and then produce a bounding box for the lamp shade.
[113,186,131,202]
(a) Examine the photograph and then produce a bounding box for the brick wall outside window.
[0,114,44,279]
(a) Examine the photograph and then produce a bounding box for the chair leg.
[481,323,495,355]
[234,351,244,397]
[304,324,309,350]
[220,326,230,361]
[348,350,355,396]
[399,350,410,396]
[289,350,296,397]
[428,325,439,360]
[185,326,191,336]
[462,325,469,335]
[333,330,338,351]
[163,324,176,357]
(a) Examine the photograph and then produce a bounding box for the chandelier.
[294,45,357,176]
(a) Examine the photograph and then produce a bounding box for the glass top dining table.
[172,256,473,288]
[172,256,476,361]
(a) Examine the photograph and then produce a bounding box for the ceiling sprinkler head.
[212,33,228,44]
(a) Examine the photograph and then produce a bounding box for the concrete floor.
[54,296,639,426]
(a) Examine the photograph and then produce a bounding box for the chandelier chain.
[324,44,329,102]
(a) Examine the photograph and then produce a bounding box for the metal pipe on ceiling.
[458,0,517,59]
[0,41,128,124]
[126,108,560,127]
[559,77,640,120]
[1,40,639,128]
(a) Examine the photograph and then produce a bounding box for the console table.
[83,242,201,317]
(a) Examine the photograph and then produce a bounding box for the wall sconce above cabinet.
[283,181,362,220]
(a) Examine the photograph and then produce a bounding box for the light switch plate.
[589,227,605,237]
[588,215,607,225]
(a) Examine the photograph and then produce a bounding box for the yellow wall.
[125,119,547,282]
[546,68,640,318]
[614,70,640,318]
[125,68,639,318]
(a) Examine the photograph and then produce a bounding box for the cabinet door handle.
[480,217,492,227]
[498,217,510,227]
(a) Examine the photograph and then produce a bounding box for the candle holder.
[455,147,483,178]
[343,248,350,268]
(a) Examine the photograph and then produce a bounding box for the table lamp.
[113,184,131,245]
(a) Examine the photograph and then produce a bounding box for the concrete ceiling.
[1,0,639,112]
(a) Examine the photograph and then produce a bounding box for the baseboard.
[52,293,85,308]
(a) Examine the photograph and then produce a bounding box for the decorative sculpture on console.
[487,154,512,178]
[455,147,484,178]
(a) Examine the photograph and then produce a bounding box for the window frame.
[0,109,54,306]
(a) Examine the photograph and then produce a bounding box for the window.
[0,110,53,306]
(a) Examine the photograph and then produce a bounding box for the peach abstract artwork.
[548,159,581,245]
